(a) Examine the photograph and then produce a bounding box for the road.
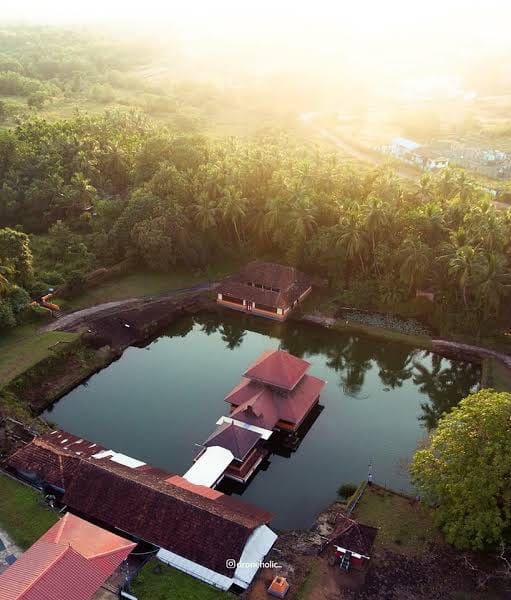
[43,281,216,332]
[303,116,509,210]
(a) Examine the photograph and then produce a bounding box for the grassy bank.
[353,485,439,556]
[53,261,241,312]
[0,474,58,549]
[131,561,230,599]
[0,324,80,388]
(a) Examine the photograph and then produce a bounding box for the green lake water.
[43,311,480,529]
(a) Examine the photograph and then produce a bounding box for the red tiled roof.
[329,516,378,558]
[203,423,262,461]
[6,430,274,579]
[6,431,107,491]
[218,262,312,309]
[227,374,325,429]
[0,514,135,600]
[234,261,309,291]
[243,350,310,391]
[61,459,273,577]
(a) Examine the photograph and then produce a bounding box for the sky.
[2,0,511,41]
[3,0,511,94]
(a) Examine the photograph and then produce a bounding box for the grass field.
[53,270,207,311]
[353,485,439,556]
[131,561,230,599]
[53,261,242,312]
[0,324,79,388]
[0,474,58,550]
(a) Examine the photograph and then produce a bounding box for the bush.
[338,483,358,499]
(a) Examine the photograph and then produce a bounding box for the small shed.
[328,516,378,571]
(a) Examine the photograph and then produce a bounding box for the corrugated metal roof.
[183,446,234,488]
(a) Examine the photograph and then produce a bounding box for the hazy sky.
[3,0,510,90]
[2,0,510,42]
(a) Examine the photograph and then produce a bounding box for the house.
[328,516,378,571]
[412,148,449,170]
[225,349,326,433]
[194,422,269,484]
[216,261,313,320]
[0,512,135,600]
[5,430,278,592]
[389,137,421,158]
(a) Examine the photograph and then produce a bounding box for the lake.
[44,311,480,529]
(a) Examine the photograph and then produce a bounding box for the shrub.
[338,483,358,499]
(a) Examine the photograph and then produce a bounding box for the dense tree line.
[1,111,510,334]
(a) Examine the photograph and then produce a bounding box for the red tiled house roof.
[6,431,107,490]
[218,262,312,310]
[243,350,310,391]
[203,423,261,461]
[6,430,274,579]
[329,516,378,558]
[62,460,273,578]
[0,513,135,600]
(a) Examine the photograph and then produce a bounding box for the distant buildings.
[217,262,313,321]
[380,137,449,171]
[442,142,511,179]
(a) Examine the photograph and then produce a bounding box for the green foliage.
[131,561,229,599]
[337,483,358,499]
[411,389,511,550]
[0,474,58,549]
[0,227,33,329]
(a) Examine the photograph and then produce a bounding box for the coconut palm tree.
[363,197,389,274]
[474,253,511,320]
[398,237,431,293]
[447,245,478,307]
[193,192,217,232]
[336,216,369,273]
[221,185,247,244]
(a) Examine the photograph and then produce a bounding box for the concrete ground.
[0,526,22,575]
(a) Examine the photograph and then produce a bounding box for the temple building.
[216,261,313,320]
[224,349,326,433]
[5,430,277,592]
[194,422,269,484]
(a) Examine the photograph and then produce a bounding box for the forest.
[0,109,510,336]
[0,26,510,338]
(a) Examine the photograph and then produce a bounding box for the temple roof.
[243,350,310,391]
[218,261,312,309]
[203,423,262,461]
[227,373,325,429]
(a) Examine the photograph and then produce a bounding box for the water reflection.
[189,311,480,430]
[45,309,482,529]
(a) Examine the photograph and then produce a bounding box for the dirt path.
[43,282,216,333]
[315,127,420,181]
[307,119,510,211]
